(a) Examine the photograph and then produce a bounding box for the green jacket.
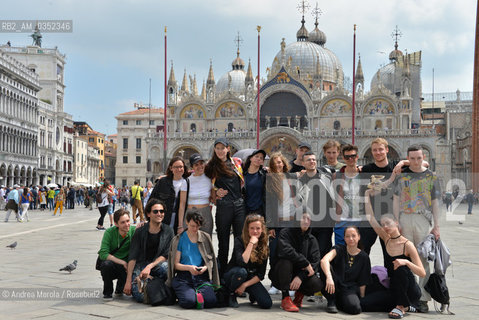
[98,225,136,261]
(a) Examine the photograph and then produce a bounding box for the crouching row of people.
[98,194,425,318]
[97,199,272,309]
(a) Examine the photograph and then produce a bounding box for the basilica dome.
[370,63,396,91]
[271,21,343,85]
[216,52,246,95]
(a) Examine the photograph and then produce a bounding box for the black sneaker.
[326,301,338,313]
[103,294,113,301]
[416,300,429,313]
[228,294,239,308]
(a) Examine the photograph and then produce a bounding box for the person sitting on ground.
[361,189,425,319]
[269,212,322,312]
[97,209,136,300]
[321,226,371,315]
[224,214,272,309]
[124,199,174,303]
[166,209,219,309]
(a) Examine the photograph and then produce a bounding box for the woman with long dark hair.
[242,150,267,217]
[321,226,371,314]
[205,137,245,274]
[224,214,272,309]
[96,182,114,230]
[150,156,190,234]
[177,153,214,236]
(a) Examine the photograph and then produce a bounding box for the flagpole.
[352,24,357,145]
[163,26,168,172]
[256,26,261,149]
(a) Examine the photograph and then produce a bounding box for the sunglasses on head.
[343,154,357,160]
[152,209,165,215]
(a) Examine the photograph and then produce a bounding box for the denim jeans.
[131,261,168,303]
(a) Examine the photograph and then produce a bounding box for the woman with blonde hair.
[223,214,272,309]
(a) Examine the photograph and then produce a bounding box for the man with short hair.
[4,185,20,222]
[289,142,311,173]
[393,145,441,313]
[322,140,345,171]
[334,145,362,245]
[98,209,136,300]
[466,189,474,215]
[298,151,335,260]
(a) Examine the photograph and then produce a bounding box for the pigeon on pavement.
[6,241,17,249]
[59,260,78,273]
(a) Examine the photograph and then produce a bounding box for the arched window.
[190,123,196,132]
[333,120,341,130]
[228,123,234,132]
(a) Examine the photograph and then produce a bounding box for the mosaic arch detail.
[260,134,298,161]
[180,104,206,119]
[215,101,245,118]
[364,99,394,115]
[321,98,352,116]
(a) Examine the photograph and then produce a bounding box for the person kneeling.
[98,209,136,300]
[224,214,272,309]
[124,199,174,304]
[321,226,371,315]
[167,209,220,309]
[269,213,322,312]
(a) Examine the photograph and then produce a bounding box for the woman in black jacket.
[205,138,245,274]
[242,150,267,217]
[150,157,189,233]
[269,213,322,312]
[224,214,272,309]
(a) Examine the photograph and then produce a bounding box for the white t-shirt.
[180,174,212,205]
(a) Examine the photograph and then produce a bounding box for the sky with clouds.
[2,0,476,135]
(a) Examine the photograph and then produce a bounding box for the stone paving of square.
[1,203,477,319]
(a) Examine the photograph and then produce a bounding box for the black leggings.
[270,259,322,296]
[360,266,420,312]
[97,206,108,226]
[323,284,362,314]
[215,199,245,274]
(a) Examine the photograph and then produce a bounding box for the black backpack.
[425,273,454,314]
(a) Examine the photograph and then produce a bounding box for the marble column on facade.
[287,116,291,128]
[276,116,280,127]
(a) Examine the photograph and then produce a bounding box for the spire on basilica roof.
[201,80,206,100]
[207,59,215,85]
[355,54,364,81]
[246,59,254,82]
[296,0,310,41]
[309,2,326,46]
[232,32,245,70]
[389,25,403,62]
[168,61,176,86]
[181,69,189,93]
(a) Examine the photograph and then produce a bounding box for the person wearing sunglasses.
[124,198,174,304]
[334,145,362,246]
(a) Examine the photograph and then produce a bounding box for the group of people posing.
[97,137,442,319]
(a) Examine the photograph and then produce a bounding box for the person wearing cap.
[242,149,267,217]
[290,142,311,173]
[205,137,246,275]
[4,185,20,222]
[177,153,214,236]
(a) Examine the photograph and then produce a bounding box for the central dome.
[272,40,343,84]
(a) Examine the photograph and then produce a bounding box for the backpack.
[425,273,454,314]
[96,192,103,204]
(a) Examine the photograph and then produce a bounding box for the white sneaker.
[268,286,280,295]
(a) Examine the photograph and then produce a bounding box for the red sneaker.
[281,296,299,312]
[293,291,304,308]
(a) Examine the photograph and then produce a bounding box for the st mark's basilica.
[144,6,452,186]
